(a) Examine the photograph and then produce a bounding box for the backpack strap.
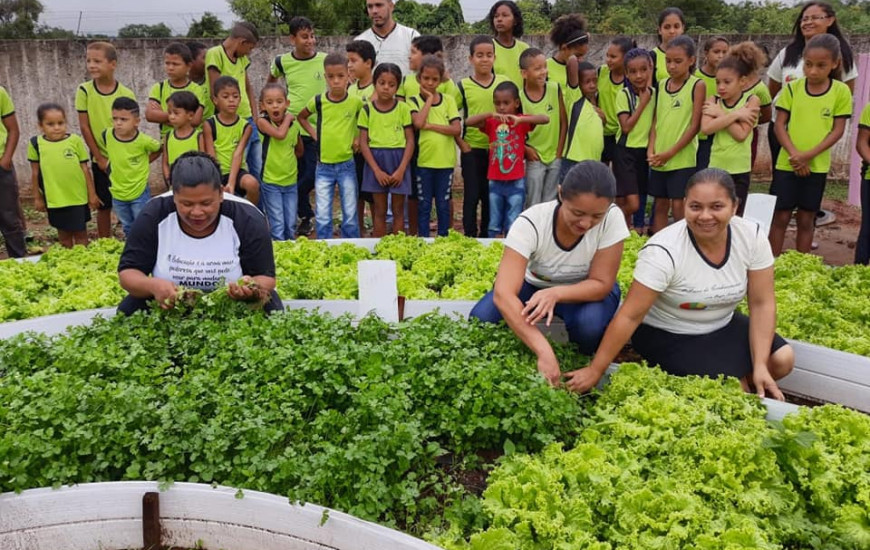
[206,117,217,142]
[315,94,323,140]
[458,79,469,139]
[273,55,284,76]
[563,97,586,154]
[29,136,39,158]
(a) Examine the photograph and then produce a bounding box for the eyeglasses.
[801,15,830,23]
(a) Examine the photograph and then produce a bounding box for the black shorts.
[221,169,253,198]
[696,137,713,170]
[47,204,92,232]
[91,163,113,211]
[769,170,826,212]
[612,146,649,197]
[354,153,373,204]
[631,312,789,379]
[648,167,695,199]
[601,134,617,165]
[731,172,750,216]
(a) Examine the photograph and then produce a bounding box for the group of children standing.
[0,1,867,256]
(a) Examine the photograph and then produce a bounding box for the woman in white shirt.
[470,161,630,386]
[766,2,857,163]
[566,168,794,399]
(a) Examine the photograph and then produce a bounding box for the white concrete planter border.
[0,481,441,550]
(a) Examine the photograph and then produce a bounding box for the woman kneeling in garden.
[471,161,629,386]
[117,152,281,314]
[566,168,794,398]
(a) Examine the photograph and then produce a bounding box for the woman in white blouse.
[471,161,629,386]
[566,168,794,399]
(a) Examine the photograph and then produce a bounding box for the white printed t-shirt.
[356,22,419,75]
[118,193,274,292]
[633,216,774,335]
[505,201,629,289]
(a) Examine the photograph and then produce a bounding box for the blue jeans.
[297,135,318,221]
[261,182,298,240]
[315,159,359,239]
[245,117,263,181]
[488,178,525,237]
[417,167,452,237]
[113,187,151,236]
[470,281,621,355]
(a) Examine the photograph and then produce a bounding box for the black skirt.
[631,312,788,379]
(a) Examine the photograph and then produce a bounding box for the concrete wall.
[1,34,868,193]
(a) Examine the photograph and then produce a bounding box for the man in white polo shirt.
[356,0,419,75]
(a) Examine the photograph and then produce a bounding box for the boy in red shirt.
[466,82,549,236]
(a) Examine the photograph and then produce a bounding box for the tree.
[229,0,368,36]
[0,0,42,39]
[118,22,172,38]
[187,12,225,38]
[394,0,465,34]
[35,24,76,38]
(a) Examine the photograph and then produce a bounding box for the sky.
[39,0,488,36]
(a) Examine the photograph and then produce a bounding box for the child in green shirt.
[75,41,135,238]
[359,63,415,237]
[548,14,589,87]
[298,53,364,239]
[488,1,529,88]
[0,84,25,257]
[146,42,205,137]
[346,39,377,234]
[410,55,461,237]
[203,76,260,206]
[268,16,326,236]
[29,103,99,248]
[162,91,203,184]
[257,83,303,241]
[206,22,261,180]
[519,47,566,208]
[103,97,161,236]
[561,61,605,180]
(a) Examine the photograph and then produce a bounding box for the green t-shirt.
[546,57,568,89]
[0,86,14,155]
[398,73,458,101]
[860,103,870,179]
[775,78,852,174]
[74,80,136,157]
[165,128,202,169]
[745,80,772,107]
[708,93,755,175]
[196,78,214,120]
[563,91,604,162]
[615,86,656,149]
[103,129,161,201]
[205,45,252,118]
[652,76,702,172]
[493,38,529,88]
[652,46,669,84]
[597,66,624,137]
[358,100,413,149]
[27,134,89,208]
[409,93,460,169]
[348,81,374,104]
[148,79,207,135]
[306,92,363,164]
[521,82,562,164]
[206,115,250,175]
[261,116,301,186]
[694,68,717,140]
[457,75,506,150]
[270,51,326,137]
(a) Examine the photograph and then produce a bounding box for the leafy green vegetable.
[2,234,869,358]
[0,306,586,534]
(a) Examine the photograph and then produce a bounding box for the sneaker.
[297,218,313,236]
